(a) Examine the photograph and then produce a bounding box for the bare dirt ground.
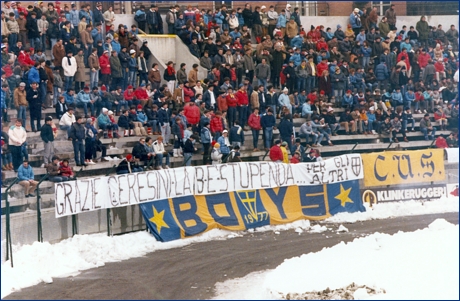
[4,212,458,300]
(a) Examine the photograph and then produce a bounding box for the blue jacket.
[69,9,79,26]
[217,135,230,154]
[356,33,366,45]
[361,46,372,57]
[391,91,404,105]
[301,103,313,117]
[18,164,34,181]
[375,63,389,80]
[201,127,212,143]
[349,10,363,29]
[405,91,415,102]
[229,125,244,143]
[342,94,354,106]
[97,113,111,127]
[63,92,76,105]
[128,57,137,71]
[28,67,40,84]
[277,14,286,28]
[137,112,148,123]
[214,11,224,24]
[111,40,121,54]
[260,113,276,128]
[278,118,293,138]
[76,91,90,104]
[290,36,303,48]
[367,112,376,123]
[237,13,244,26]
[91,28,103,46]
[289,53,302,67]
[230,31,241,42]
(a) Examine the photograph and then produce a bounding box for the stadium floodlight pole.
[5,177,19,267]
[36,173,50,243]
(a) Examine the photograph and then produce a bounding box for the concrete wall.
[299,15,459,32]
[114,14,207,83]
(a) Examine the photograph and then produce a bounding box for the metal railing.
[4,177,19,267]
[36,173,49,243]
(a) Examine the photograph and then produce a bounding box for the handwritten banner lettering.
[361,149,445,187]
[55,154,364,218]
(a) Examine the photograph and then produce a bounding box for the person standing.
[26,82,42,132]
[183,135,198,166]
[40,116,55,167]
[384,4,397,31]
[69,115,87,167]
[200,122,212,165]
[8,119,27,172]
[248,108,261,151]
[17,160,38,198]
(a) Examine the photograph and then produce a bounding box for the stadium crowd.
[0,1,459,194]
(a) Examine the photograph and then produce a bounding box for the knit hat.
[86,118,93,123]
[130,49,136,54]
[126,154,133,161]
[127,85,133,89]
[214,142,220,148]
[101,85,107,91]
[137,105,143,110]
[337,24,342,29]
[102,108,108,113]
[108,110,114,115]
[281,141,287,146]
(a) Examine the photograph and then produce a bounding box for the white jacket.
[59,112,76,127]
[62,56,77,77]
[8,125,27,146]
[211,148,222,165]
[153,140,165,154]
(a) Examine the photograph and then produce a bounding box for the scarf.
[167,65,175,76]
[67,55,72,65]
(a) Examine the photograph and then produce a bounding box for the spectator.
[17,160,38,197]
[390,115,408,142]
[153,136,170,169]
[420,113,437,140]
[269,139,283,162]
[116,154,143,174]
[248,108,262,151]
[40,116,55,167]
[211,142,222,165]
[58,159,74,180]
[13,82,27,127]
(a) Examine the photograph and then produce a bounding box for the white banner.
[445,148,459,163]
[55,154,364,217]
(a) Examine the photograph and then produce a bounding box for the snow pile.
[326,198,459,223]
[213,219,459,300]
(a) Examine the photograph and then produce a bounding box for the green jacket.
[416,16,430,40]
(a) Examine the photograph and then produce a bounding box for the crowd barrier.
[2,149,456,265]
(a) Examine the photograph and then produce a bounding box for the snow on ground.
[1,197,458,298]
[212,219,459,300]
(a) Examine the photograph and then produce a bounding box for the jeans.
[40,34,47,50]
[30,37,41,49]
[78,102,95,116]
[90,70,99,89]
[421,127,437,140]
[17,105,27,127]
[139,72,148,86]
[60,125,72,138]
[297,77,307,93]
[362,56,370,68]
[238,105,248,127]
[8,33,18,49]
[122,68,129,90]
[72,140,85,165]
[263,127,273,149]
[251,129,260,149]
[184,153,193,166]
[117,100,129,113]
[65,76,74,91]
[402,119,415,131]
[128,70,137,87]
[306,76,316,94]
[155,152,171,167]
[257,78,268,90]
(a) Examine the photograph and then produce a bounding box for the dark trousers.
[30,110,42,132]
[72,140,85,165]
[227,107,237,127]
[238,105,248,127]
[202,143,210,165]
[252,129,260,149]
[10,145,23,171]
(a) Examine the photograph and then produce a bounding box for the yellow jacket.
[281,146,289,163]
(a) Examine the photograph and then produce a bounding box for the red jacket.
[236,90,248,106]
[210,116,223,133]
[18,51,35,67]
[2,65,13,77]
[99,54,111,74]
[418,53,431,68]
[226,93,238,107]
[290,156,300,164]
[415,92,424,102]
[434,62,444,73]
[183,103,200,125]
[124,89,135,101]
[248,113,261,130]
[397,52,410,70]
[316,41,328,51]
[434,111,446,121]
[134,88,148,100]
[316,62,328,77]
[217,95,228,112]
[183,86,195,103]
[59,162,74,177]
[435,137,448,148]
[269,145,283,162]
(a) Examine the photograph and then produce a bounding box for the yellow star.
[149,205,169,234]
[335,184,354,207]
